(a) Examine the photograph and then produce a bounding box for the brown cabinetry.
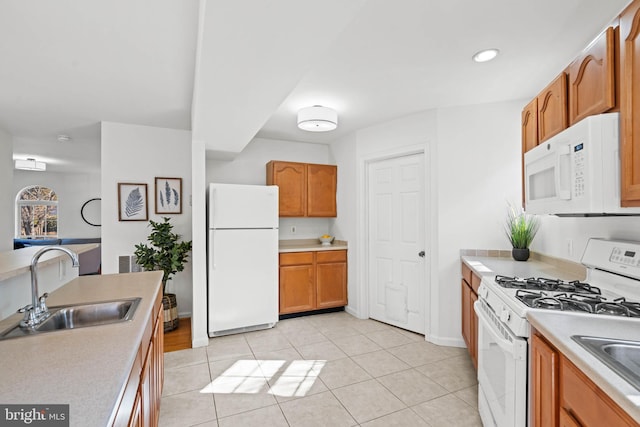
[568,27,616,126]
[112,290,164,427]
[620,0,640,206]
[522,98,539,153]
[538,73,569,143]
[266,161,337,217]
[460,262,479,369]
[531,333,559,427]
[279,250,347,314]
[531,329,639,427]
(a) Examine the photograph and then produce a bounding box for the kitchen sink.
[0,298,141,340]
[572,335,640,391]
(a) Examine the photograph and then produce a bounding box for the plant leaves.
[165,181,172,205]
[125,188,144,217]
[173,188,179,206]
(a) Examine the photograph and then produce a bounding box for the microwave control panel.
[573,142,585,197]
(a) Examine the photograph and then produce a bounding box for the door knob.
[418,251,425,258]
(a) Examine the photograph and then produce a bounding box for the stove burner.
[533,296,565,310]
[495,275,602,295]
[596,302,632,317]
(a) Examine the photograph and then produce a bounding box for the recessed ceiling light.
[472,48,500,63]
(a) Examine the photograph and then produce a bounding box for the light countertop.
[0,271,162,426]
[279,238,348,253]
[528,311,640,421]
[461,253,640,421]
[0,244,100,282]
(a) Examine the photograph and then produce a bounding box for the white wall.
[331,100,523,346]
[101,122,193,316]
[13,170,101,239]
[207,137,334,239]
[0,128,13,251]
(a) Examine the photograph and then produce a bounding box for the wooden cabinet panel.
[266,161,306,216]
[559,408,582,427]
[569,27,616,125]
[279,264,315,314]
[267,161,337,217]
[621,0,640,206]
[316,261,347,309]
[460,275,478,370]
[316,250,347,263]
[279,250,348,314]
[538,73,568,142]
[306,164,337,217]
[560,356,638,427]
[522,98,539,153]
[140,340,153,427]
[280,252,314,266]
[531,334,559,427]
[128,392,142,427]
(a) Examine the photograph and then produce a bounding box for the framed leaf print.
[155,177,182,214]
[118,183,148,221]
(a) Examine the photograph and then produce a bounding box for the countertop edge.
[279,239,348,253]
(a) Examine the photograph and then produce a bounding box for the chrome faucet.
[19,246,80,328]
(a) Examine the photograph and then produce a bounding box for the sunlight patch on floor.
[201,359,326,397]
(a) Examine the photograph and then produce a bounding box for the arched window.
[16,186,58,238]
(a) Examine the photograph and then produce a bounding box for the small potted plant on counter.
[134,217,192,332]
[505,202,540,261]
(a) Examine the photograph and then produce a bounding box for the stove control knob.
[500,309,511,323]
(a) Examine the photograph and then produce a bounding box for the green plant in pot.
[504,203,540,261]
[134,217,192,332]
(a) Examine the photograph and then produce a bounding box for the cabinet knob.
[418,251,425,258]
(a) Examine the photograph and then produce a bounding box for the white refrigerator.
[207,183,279,337]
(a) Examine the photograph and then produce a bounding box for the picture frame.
[118,183,148,221]
[155,177,182,214]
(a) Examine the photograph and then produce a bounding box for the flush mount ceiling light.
[472,48,500,63]
[15,158,46,171]
[57,134,71,143]
[297,106,338,132]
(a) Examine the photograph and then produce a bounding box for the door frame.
[355,142,435,338]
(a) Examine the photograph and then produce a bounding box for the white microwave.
[524,112,640,216]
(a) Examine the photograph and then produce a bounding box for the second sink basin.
[0,298,141,340]
[572,335,640,391]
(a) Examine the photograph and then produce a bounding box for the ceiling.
[0,0,633,169]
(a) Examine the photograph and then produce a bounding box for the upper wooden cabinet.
[620,0,640,206]
[568,26,616,126]
[538,73,568,143]
[522,98,539,153]
[266,161,337,217]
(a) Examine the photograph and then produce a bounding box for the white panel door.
[368,153,426,333]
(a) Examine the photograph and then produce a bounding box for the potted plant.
[134,217,192,331]
[504,203,540,261]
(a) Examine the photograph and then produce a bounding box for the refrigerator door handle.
[210,230,215,270]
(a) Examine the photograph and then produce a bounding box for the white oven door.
[474,300,528,427]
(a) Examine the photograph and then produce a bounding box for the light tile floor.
[159,311,482,427]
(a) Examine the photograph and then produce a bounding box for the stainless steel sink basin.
[572,335,640,391]
[0,298,141,340]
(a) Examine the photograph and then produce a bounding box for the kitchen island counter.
[528,310,640,422]
[0,271,162,426]
[279,238,348,253]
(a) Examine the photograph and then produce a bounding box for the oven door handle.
[474,301,520,357]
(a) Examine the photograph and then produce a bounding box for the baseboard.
[425,333,466,348]
[344,305,364,319]
[192,336,209,348]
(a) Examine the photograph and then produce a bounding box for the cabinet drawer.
[560,356,636,426]
[317,250,347,263]
[280,252,313,266]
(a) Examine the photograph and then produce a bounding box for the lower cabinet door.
[559,408,582,427]
[279,264,315,314]
[316,262,347,308]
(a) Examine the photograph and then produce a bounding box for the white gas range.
[474,238,640,427]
